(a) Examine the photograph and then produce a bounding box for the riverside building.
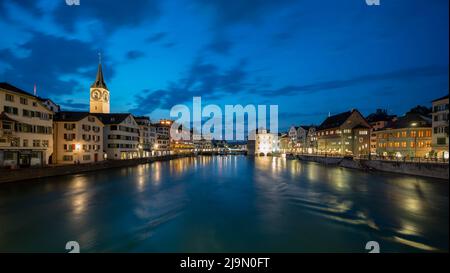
[0,83,54,168]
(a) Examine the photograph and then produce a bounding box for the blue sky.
[0,0,448,130]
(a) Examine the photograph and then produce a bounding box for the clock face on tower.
[91,89,101,101]
[103,91,109,102]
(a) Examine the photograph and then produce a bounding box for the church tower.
[89,54,110,113]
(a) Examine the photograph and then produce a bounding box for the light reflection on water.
[0,155,447,253]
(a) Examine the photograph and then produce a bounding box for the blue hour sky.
[0,0,448,130]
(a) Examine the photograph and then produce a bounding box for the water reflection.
[0,156,447,252]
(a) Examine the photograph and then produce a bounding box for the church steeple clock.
[90,53,110,113]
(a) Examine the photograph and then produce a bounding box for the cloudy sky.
[0,0,448,130]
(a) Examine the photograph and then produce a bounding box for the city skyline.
[0,0,448,131]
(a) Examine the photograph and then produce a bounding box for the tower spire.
[91,52,107,89]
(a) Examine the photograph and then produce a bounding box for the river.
[0,156,448,252]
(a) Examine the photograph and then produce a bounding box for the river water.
[0,156,448,252]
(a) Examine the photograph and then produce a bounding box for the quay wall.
[0,154,190,184]
[296,155,448,180]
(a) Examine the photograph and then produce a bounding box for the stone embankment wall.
[0,154,189,184]
[297,155,448,180]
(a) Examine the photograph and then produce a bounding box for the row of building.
[248,96,449,160]
[0,61,216,168]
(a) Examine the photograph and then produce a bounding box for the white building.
[39,98,60,113]
[53,111,104,164]
[0,83,54,168]
[247,129,279,156]
[94,113,140,160]
[431,95,449,159]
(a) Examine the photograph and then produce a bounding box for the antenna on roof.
[33,83,37,96]
[98,51,102,64]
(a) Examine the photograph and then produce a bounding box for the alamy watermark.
[65,0,80,6]
[169,97,278,141]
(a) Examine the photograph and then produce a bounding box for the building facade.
[134,116,152,158]
[431,95,449,159]
[39,98,60,113]
[366,109,397,155]
[153,119,172,156]
[53,112,104,164]
[94,113,140,160]
[0,83,54,168]
[247,129,279,156]
[316,109,371,157]
[374,113,432,159]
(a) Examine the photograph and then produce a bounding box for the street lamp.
[75,143,81,164]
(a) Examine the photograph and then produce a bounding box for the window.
[23,139,28,147]
[410,142,415,148]
[4,151,15,160]
[410,131,417,138]
[418,131,424,137]
[20,97,28,105]
[33,140,41,147]
[401,131,407,137]
[64,123,76,130]
[425,130,431,137]
[63,155,73,161]
[437,138,446,145]
[42,140,49,147]
[5,94,14,102]
[83,155,91,161]
[4,106,18,115]
[401,142,407,148]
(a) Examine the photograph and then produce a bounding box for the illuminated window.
[418,131,424,137]
[410,142,415,148]
[401,131,407,137]
[401,142,406,148]
[410,131,417,137]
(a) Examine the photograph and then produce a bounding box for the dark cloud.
[145,32,167,43]
[0,0,43,18]
[52,0,161,34]
[195,0,295,27]
[195,0,296,55]
[126,50,145,60]
[0,32,114,97]
[129,57,249,115]
[162,42,176,48]
[257,65,450,97]
[207,35,233,55]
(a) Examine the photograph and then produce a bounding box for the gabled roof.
[92,113,131,125]
[0,82,36,98]
[318,110,353,130]
[389,113,431,129]
[299,125,314,131]
[54,111,102,123]
[432,94,449,102]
